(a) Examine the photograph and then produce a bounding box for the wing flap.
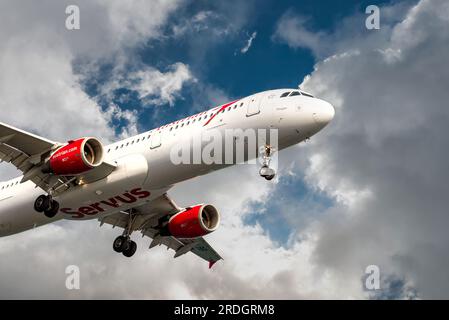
[188,238,222,267]
[141,227,222,266]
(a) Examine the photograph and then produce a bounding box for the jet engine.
[167,204,220,238]
[48,137,104,175]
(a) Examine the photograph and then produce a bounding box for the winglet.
[209,260,217,269]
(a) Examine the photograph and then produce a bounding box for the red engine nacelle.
[168,204,220,238]
[49,137,104,175]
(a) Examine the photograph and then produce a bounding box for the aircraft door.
[246,94,261,116]
[150,131,162,149]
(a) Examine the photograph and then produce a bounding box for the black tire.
[113,236,128,253]
[34,195,50,213]
[122,241,137,258]
[44,200,59,218]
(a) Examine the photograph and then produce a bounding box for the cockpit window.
[289,91,301,97]
[280,92,291,98]
[300,92,314,98]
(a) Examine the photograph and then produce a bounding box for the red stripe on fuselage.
[203,100,239,127]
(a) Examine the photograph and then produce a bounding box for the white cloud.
[273,2,414,60]
[240,31,257,54]
[172,11,231,38]
[126,63,196,107]
[0,0,185,130]
[0,35,115,142]
[97,0,181,50]
[273,12,328,57]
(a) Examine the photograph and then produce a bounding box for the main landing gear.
[113,235,137,257]
[113,210,138,258]
[259,144,276,181]
[34,195,60,218]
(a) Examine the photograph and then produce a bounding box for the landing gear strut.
[34,195,60,218]
[259,144,276,181]
[113,211,138,258]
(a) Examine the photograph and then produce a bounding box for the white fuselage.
[0,89,334,236]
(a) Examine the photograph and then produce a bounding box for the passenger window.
[289,91,301,97]
[280,92,290,98]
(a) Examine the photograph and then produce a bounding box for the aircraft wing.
[0,121,57,155]
[99,193,223,268]
[0,121,115,195]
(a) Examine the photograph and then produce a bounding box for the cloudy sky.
[1,0,448,299]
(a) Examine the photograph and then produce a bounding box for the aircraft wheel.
[122,240,137,257]
[44,200,59,218]
[34,195,50,213]
[260,166,276,181]
[259,165,269,177]
[113,236,129,253]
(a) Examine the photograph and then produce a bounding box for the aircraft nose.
[312,100,335,126]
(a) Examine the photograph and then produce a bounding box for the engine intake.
[49,137,104,175]
[167,204,220,239]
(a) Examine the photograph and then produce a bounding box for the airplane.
[0,88,334,268]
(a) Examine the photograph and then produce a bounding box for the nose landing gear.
[259,144,276,181]
[34,195,60,218]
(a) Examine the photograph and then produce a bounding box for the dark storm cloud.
[292,0,449,298]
